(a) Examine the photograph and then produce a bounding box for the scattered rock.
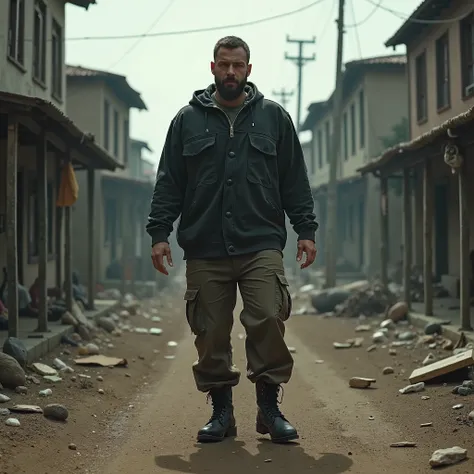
[44,375,63,383]
[5,418,20,427]
[452,404,464,410]
[0,394,11,403]
[355,324,371,332]
[421,422,432,427]
[388,302,408,322]
[367,345,377,352]
[380,319,396,330]
[349,377,376,389]
[398,331,417,341]
[2,337,28,368]
[39,389,52,397]
[288,346,297,353]
[333,342,352,349]
[468,410,474,421]
[10,404,42,413]
[429,447,467,468]
[97,376,104,382]
[422,353,436,366]
[85,343,100,355]
[389,348,397,356]
[442,339,454,351]
[32,363,57,377]
[372,331,386,343]
[15,385,27,394]
[399,382,425,394]
[68,443,77,450]
[149,328,163,336]
[0,352,26,389]
[421,396,430,400]
[77,325,92,341]
[98,388,105,394]
[424,322,442,336]
[61,311,77,326]
[383,367,394,375]
[167,341,178,347]
[97,317,116,333]
[0,408,10,416]
[390,441,416,448]
[43,404,69,421]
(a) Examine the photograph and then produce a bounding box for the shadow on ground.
[155,439,353,473]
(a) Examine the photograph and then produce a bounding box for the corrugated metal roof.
[66,65,148,110]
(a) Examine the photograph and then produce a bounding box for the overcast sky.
[65,0,420,164]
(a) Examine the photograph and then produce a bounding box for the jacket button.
[228,151,235,158]
[226,178,233,186]
[225,211,232,218]
[228,245,235,253]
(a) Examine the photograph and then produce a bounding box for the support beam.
[64,155,73,312]
[129,201,137,296]
[458,160,472,331]
[379,177,389,288]
[55,157,63,290]
[121,197,128,300]
[141,205,149,283]
[6,115,19,338]
[423,159,433,316]
[36,128,48,332]
[403,168,412,308]
[87,168,95,310]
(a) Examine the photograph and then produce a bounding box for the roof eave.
[66,0,96,9]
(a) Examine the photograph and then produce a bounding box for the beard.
[215,76,247,101]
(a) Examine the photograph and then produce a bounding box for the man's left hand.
[296,240,317,269]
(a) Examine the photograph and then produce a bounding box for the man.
[147,36,318,444]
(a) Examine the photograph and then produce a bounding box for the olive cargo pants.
[184,250,294,393]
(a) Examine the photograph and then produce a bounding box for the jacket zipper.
[213,105,246,138]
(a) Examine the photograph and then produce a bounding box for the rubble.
[0,352,26,389]
[429,447,467,468]
[399,382,425,394]
[349,377,376,389]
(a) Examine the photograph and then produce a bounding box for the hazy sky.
[65,0,419,164]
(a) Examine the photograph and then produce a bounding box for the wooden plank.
[55,155,62,289]
[36,127,48,332]
[5,115,19,338]
[87,168,95,310]
[423,159,433,316]
[379,177,389,288]
[409,349,474,384]
[403,169,412,307]
[64,154,73,313]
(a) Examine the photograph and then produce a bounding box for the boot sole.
[256,421,299,444]
[197,425,237,443]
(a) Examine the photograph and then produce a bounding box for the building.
[300,55,408,278]
[65,65,153,293]
[0,0,122,338]
[130,138,156,182]
[358,0,474,331]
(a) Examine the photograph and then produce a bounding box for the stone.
[10,404,42,413]
[390,442,416,448]
[452,404,464,410]
[0,408,10,416]
[39,389,53,397]
[372,331,386,343]
[5,418,20,427]
[149,328,163,336]
[288,346,297,353]
[77,324,92,341]
[420,422,432,427]
[97,376,104,382]
[97,317,116,333]
[388,302,408,322]
[429,447,467,467]
[424,322,442,336]
[0,394,11,403]
[68,443,77,450]
[333,342,352,349]
[32,363,57,377]
[367,345,377,352]
[399,382,425,394]
[85,343,100,355]
[349,377,376,389]
[468,410,474,421]
[389,348,397,356]
[61,311,77,326]
[167,341,178,347]
[43,404,69,421]
[355,325,371,332]
[0,352,26,389]
[2,337,28,368]
[98,388,105,394]
[14,385,27,394]
[422,353,436,366]
[44,375,63,383]
[380,319,395,330]
[383,367,394,375]
[398,331,417,341]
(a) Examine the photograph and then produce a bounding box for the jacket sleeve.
[146,113,186,246]
[278,111,319,242]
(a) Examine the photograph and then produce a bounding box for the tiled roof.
[66,65,147,110]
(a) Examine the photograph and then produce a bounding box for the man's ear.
[211,61,216,75]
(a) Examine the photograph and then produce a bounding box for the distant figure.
[147,36,318,444]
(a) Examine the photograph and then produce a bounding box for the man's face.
[211,46,252,101]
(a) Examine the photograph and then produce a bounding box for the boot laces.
[206,391,228,424]
[260,384,285,420]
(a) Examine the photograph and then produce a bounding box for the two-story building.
[301,54,407,278]
[358,0,474,331]
[65,65,153,295]
[0,0,122,340]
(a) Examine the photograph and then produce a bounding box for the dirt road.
[90,299,472,474]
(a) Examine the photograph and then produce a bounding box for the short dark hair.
[213,36,250,63]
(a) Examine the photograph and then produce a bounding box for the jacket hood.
[189,81,263,108]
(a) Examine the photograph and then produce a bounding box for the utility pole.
[325,0,346,288]
[272,88,294,110]
[284,36,316,131]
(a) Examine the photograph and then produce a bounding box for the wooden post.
[36,128,48,332]
[87,168,95,310]
[6,115,19,338]
[64,154,73,312]
[129,201,136,296]
[121,197,127,300]
[458,160,472,331]
[423,159,433,316]
[403,168,412,307]
[379,176,389,287]
[55,157,62,290]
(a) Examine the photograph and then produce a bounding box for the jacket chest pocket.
[246,134,278,189]
[183,135,217,189]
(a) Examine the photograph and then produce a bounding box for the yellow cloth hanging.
[56,162,79,207]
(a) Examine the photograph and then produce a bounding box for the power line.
[346,0,382,28]
[107,0,178,69]
[363,0,469,24]
[272,88,294,110]
[63,0,328,42]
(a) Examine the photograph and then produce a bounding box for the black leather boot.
[255,381,299,443]
[197,386,237,442]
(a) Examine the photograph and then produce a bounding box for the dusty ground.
[0,291,187,474]
[1,291,473,474]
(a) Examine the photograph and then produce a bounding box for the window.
[435,32,450,110]
[461,13,474,97]
[350,103,356,155]
[325,120,330,163]
[103,100,110,150]
[33,0,46,83]
[51,20,63,99]
[317,129,323,168]
[123,119,129,165]
[28,180,54,258]
[113,110,119,157]
[415,52,428,122]
[8,0,25,65]
[343,112,348,160]
[359,90,365,148]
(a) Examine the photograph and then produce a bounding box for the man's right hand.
[151,242,173,276]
